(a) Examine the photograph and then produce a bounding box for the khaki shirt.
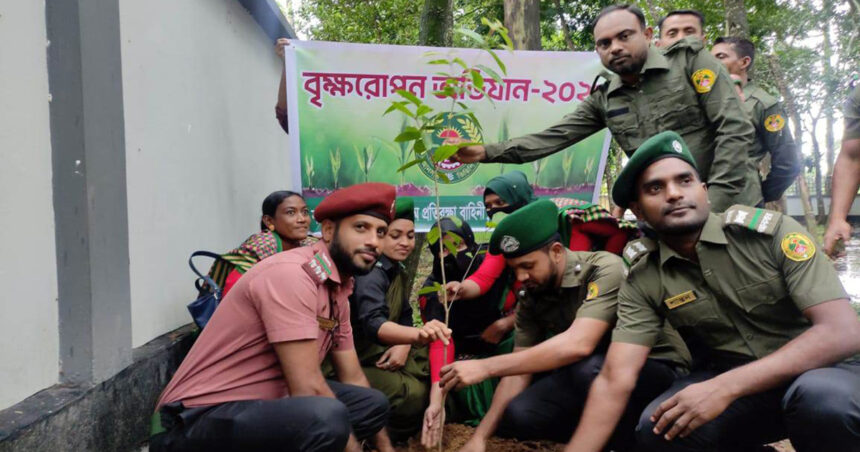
[742,82,799,203]
[845,86,860,140]
[613,206,849,369]
[484,38,759,212]
[515,250,690,368]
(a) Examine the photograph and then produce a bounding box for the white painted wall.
[120,0,294,347]
[0,1,60,409]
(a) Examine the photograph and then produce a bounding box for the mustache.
[609,54,631,64]
[354,248,378,258]
[661,202,696,216]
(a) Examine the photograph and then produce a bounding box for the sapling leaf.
[427,226,441,244]
[475,64,503,83]
[397,158,424,172]
[486,49,507,75]
[437,171,452,183]
[456,28,485,45]
[396,89,422,106]
[427,59,451,65]
[416,105,433,117]
[390,102,416,118]
[417,284,442,295]
[433,144,461,162]
[443,238,459,256]
[394,129,422,142]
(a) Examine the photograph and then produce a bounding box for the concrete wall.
[120,0,293,347]
[0,1,60,409]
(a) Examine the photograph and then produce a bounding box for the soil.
[392,424,794,451]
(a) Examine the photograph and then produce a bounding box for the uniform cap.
[394,197,415,222]
[612,131,699,208]
[313,182,397,223]
[489,199,559,257]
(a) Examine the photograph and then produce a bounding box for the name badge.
[317,316,339,331]
[664,290,697,310]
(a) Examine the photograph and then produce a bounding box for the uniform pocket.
[664,293,722,328]
[606,110,640,153]
[735,276,789,313]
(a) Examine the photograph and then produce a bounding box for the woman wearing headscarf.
[347,198,451,442]
[418,216,513,447]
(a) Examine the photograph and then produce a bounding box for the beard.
[651,202,709,236]
[524,264,559,298]
[607,50,648,75]
[329,233,377,277]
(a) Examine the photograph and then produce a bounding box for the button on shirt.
[156,241,354,409]
[613,211,849,368]
[483,38,758,211]
[515,250,690,368]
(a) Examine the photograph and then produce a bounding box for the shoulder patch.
[764,113,786,132]
[622,238,656,269]
[586,282,599,301]
[723,205,781,235]
[781,232,816,262]
[691,69,717,94]
[302,252,333,284]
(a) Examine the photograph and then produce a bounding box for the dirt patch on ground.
[391,424,795,452]
[395,424,563,452]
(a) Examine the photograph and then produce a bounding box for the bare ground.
[391,424,794,452]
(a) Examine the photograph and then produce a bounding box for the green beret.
[611,131,698,208]
[489,199,559,257]
[394,197,415,221]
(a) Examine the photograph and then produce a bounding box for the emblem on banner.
[418,113,481,184]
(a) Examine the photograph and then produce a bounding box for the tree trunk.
[810,120,828,223]
[643,0,661,26]
[767,55,818,230]
[419,0,453,47]
[822,0,836,192]
[552,0,575,51]
[724,0,750,37]
[503,0,541,50]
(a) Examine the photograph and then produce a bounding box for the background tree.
[504,0,541,49]
[420,0,454,46]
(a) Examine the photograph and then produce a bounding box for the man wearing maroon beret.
[151,183,399,452]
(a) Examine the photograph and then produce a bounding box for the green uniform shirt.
[742,82,800,202]
[844,86,860,140]
[484,38,759,211]
[515,250,690,368]
[613,206,850,368]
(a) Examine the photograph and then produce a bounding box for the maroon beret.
[313,182,397,223]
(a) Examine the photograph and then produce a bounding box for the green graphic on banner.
[284,41,611,231]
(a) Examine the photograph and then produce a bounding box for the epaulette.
[589,70,613,95]
[722,205,781,235]
[302,252,334,284]
[621,238,656,278]
[746,84,779,110]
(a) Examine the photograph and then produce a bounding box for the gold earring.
[268,224,275,232]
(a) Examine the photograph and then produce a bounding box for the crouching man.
[565,131,860,452]
[150,183,399,452]
[440,199,690,452]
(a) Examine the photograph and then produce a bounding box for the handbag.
[187,251,225,330]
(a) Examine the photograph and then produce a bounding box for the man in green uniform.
[712,37,801,205]
[824,85,860,257]
[437,200,690,452]
[655,9,704,48]
[562,131,860,452]
[452,4,759,211]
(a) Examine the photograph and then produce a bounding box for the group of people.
[149,4,860,452]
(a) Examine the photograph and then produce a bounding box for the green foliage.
[295,0,419,44]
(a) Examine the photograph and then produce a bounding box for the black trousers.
[496,355,679,451]
[149,380,389,452]
[636,362,860,452]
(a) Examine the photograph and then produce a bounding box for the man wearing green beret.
[564,131,860,452]
[451,4,760,211]
[438,199,691,452]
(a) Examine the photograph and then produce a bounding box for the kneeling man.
[440,199,690,451]
[151,183,398,452]
[565,131,860,452]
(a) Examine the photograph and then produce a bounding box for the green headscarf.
[484,170,538,214]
